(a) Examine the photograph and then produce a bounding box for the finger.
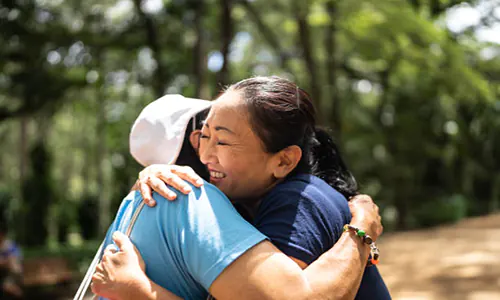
[172,166,204,187]
[139,181,154,206]
[112,231,135,253]
[357,194,372,204]
[138,168,151,182]
[95,262,104,272]
[91,271,105,285]
[357,194,371,202]
[147,176,178,200]
[160,172,193,194]
[104,244,118,256]
[91,276,105,296]
[92,269,104,281]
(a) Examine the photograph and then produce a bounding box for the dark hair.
[176,109,210,181]
[229,76,358,199]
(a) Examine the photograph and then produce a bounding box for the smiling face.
[199,90,279,203]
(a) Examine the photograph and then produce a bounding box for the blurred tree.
[19,141,55,246]
[0,0,498,247]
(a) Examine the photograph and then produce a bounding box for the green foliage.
[413,194,469,227]
[0,0,498,249]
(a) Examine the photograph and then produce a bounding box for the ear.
[272,145,302,179]
[189,130,202,152]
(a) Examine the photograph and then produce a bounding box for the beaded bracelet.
[343,224,380,266]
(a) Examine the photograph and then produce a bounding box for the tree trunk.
[490,174,500,212]
[96,61,110,235]
[19,116,28,184]
[324,0,340,141]
[193,0,209,99]
[293,2,322,118]
[217,0,233,86]
[238,0,293,74]
[133,0,166,98]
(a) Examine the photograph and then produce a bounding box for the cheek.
[199,139,208,153]
[235,152,272,179]
[220,151,248,175]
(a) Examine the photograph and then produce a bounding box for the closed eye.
[200,133,229,146]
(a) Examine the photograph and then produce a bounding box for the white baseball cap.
[129,94,212,167]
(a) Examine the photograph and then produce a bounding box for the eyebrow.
[203,121,235,134]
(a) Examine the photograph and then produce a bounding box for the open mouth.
[210,171,226,179]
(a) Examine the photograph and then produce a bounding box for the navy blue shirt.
[253,174,391,300]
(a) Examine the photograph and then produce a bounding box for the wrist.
[343,223,380,266]
[340,229,370,260]
[350,218,376,240]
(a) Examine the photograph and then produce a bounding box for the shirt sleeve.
[254,189,347,265]
[101,191,135,253]
[164,184,268,291]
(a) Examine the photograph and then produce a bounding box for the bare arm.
[209,197,376,300]
[126,277,183,300]
[93,195,379,300]
[96,233,368,300]
[303,230,369,299]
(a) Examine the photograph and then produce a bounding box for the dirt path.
[66,214,500,300]
[377,213,500,300]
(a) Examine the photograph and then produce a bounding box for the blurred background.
[0,0,499,299]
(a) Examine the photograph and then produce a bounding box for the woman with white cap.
[90,78,387,300]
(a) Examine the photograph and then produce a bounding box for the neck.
[239,200,262,219]
[236,177,284,219]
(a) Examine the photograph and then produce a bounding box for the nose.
[199,139,218,166]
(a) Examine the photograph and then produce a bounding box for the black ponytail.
[310,127,358,199]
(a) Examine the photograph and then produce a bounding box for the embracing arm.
[210,196,376,300]
[96,227,370,300]
[113,196,378,300]
[211,234,368,300]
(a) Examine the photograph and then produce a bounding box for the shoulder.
[254,174,351,264]
[261,174,349,215]
[149,181,246,230]
[151,180,234,214]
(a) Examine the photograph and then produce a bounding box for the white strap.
[76,200,146,299]
[73,242,104,300]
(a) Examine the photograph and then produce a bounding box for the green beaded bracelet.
[343,224,380,266]
[343,224,371,244]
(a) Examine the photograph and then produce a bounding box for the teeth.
[210,171,226,179]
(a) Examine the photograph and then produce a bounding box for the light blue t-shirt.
[101,181,267,299]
